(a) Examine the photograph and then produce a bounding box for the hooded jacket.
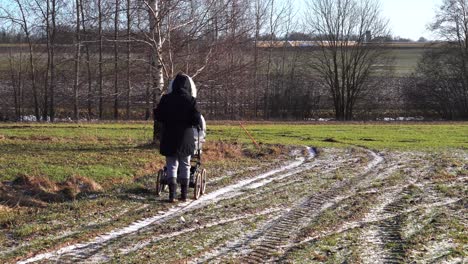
[167,74,206,154]
[154,73,201,157]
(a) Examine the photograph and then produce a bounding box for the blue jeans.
[166,155,191,182]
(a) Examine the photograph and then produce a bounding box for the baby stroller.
[155,125,207,200]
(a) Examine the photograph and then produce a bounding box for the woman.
[154,72,201,202]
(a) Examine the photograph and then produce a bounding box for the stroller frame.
[156,128,207,200]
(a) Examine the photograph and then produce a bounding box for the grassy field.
[0,122,466,263]
[0,122,466,184]
[0,123,155,183]
[1,45,425,74]
[389,48,424,76]
[210,122,468,150]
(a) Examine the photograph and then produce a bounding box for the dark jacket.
[154,74,201,157]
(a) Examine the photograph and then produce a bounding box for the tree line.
[0,0,467,122]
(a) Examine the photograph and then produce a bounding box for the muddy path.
[15,147,467,263]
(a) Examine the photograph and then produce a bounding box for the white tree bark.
[147,0,165,103]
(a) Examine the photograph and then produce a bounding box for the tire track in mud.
[240,193,344,263]
[241,149,384,263]
[279,154,453,263]
[226,155,349,207]
[376,190,410,263]
[194,148,384,263]
[359,189,462,264]
[358,159,458,264]
[281,194,461,258]
[17,148,316,264]
[110,208,283,257]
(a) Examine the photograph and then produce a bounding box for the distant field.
[0,44,427,75]
[0,122,466,183]
[389,48,424,75]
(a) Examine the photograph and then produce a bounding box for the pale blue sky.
[0,0,443,40]
[294,0,443,40]
[380,0,443,40]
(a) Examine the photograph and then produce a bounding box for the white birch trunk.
[147,0,164,143]
[148,0,164,102]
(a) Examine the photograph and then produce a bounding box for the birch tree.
[140,0,231,141]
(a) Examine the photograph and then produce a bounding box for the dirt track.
[14,147,467,263]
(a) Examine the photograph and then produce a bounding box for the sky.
[294,0,444,40]
[0,0,444,41]
[379,0,443,40]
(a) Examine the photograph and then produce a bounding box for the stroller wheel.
[193,171,202,200]
[200,169,207,195]
[156,169,165,196]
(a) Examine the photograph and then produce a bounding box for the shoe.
[180,179,189,202]
[168,177,177,203]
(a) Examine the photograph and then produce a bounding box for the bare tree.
[305,0,390,120]
[146,0,164,102]
[8,48,21,120]
[113,0,120,120]
[141,0,232,140]
[49,0,57,121]
[1,0,40,121]
[252,0,269,117]
[73,0,82,121]
[126,0,131,120]
[263,0,288,119]
[98,0,104,119]
[0,0,398,122]
[80,0,94,120]
[424,0,468,118]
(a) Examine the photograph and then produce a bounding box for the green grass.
[0,123,158,183]
[0,122,466,184]
[389,48,424,76]
[265,47,425,76]
[1,46,425,75]
[208,123,468,150]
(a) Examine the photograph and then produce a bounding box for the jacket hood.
[167,73,197,98]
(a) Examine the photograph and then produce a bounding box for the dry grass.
[27,135,61,142]
[64,175,103,193]
[13,174,60,192]
[202,142,243,162]
[0,174,103,208]
[0,205,12,213]
[431,171,458,182]
[136,160,165,178]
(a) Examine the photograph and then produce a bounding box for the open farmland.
[389,47,425,76]
[0,122,466,263]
